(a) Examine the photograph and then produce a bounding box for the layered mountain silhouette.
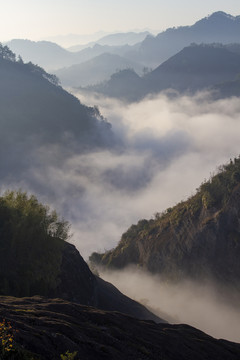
[90,157,240,291]
[6,39,134,71]
[88,44,240,101]
[55,53,143,87]
[7,12,240,74]
[6,39,74,70]
[68,31,150,51]
[126,11,240,67]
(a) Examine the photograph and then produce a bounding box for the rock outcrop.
[0,296,240,360]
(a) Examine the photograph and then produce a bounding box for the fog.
[101,267,240,343]
[2,88,240,342]
[63,91,240,257]
[3,91,240,258]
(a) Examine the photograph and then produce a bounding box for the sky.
[1,0,240,43]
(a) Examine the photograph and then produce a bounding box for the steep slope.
[0,190,161,323]
[55,53,143,87]
[126,11,240,67]
[0,296,240,360]
[90,157,240,289]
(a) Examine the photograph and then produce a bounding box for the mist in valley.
[3,90,240,259]
[101,266,240,343]
[21,89,240,344]
[65,90,240,257]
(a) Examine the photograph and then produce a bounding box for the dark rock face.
[55,242,162,323]
[54,242,96,305]
[0,296,240,360]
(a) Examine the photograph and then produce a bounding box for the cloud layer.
[101,267,240,343]
[3,90,240,258]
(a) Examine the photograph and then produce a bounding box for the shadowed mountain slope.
[6,39,134,71]
[145,43,240,93]
[0,45,116,183]
[0,190,161,323]
[68,31,150,51]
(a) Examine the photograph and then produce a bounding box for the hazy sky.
[2,0,239,42]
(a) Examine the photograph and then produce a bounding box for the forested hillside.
[90,157,240,289]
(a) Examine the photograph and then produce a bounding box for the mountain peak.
[194,11,239,28]
[207,11,236,20]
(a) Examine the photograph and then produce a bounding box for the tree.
[0,43,16,62]
[0,190,70,296]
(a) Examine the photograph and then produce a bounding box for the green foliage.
[60,351,78,360]
[0,190,70,297]
[91,156,240,268]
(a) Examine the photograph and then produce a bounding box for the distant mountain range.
[126,11,240,67]
[55,52,144,87]
[6,39,134,71]
[68,31,151,51]
[6,12,240,74]
[87,44,240,101]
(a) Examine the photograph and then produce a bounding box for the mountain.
[88,44,240,101]
[7,12,240,72]
[90,157,240,290]
[126,11,240,67]
[0,189,161,324]
[213,78,240,99]
[6,39,135,71]
[0,44,115,183]
[55,53,144,87]
[0,296,240,360]
[145,43,240,93]
[87,68,145,102]
[46,31,108,48]
[6,39,74,71]
[68,31,150,51]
